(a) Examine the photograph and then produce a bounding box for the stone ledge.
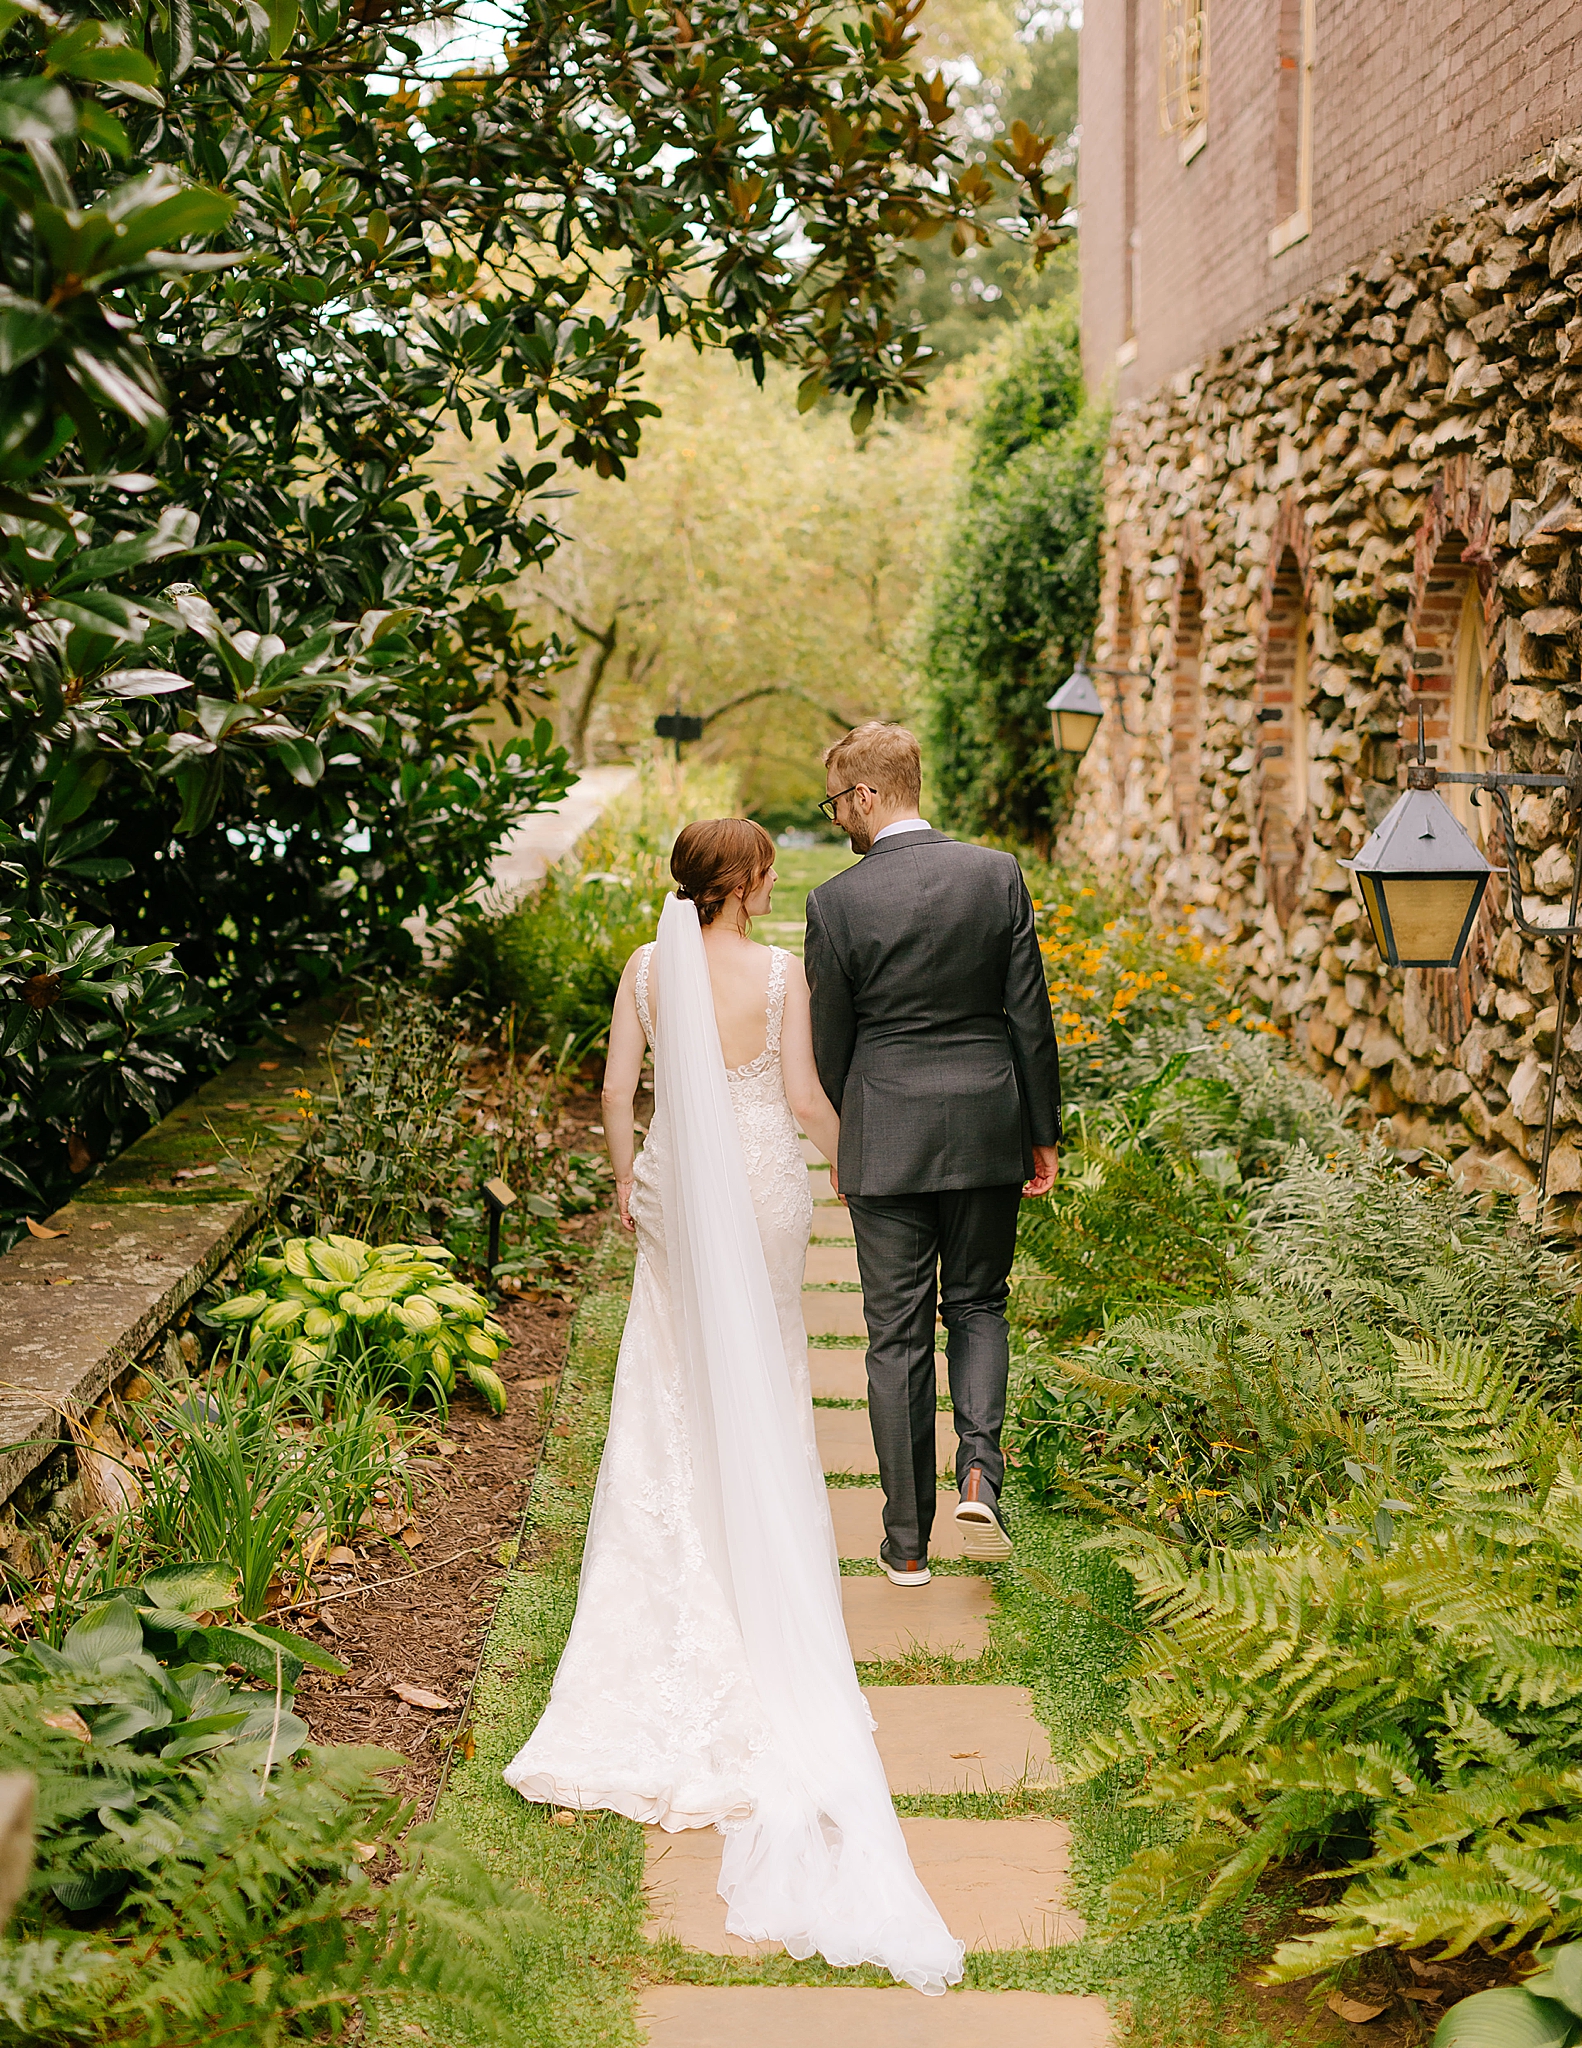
[0,1010,332,1505]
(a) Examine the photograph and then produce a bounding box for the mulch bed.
[292,1077,616,1816]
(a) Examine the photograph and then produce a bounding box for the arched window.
[1170,570,1203,847]
[1447,579,1490,844]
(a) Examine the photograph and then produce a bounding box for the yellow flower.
[1060,1012,1081,1027]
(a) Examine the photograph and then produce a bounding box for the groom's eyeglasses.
[818,783,869,822]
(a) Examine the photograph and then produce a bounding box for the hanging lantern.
[1046,659,1104,757]
[1344,776,1493,969]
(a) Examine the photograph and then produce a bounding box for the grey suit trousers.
[846,1184,1022,1564]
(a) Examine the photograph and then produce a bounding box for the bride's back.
[642,937,776,1072]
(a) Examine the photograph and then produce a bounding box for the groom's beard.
[844,813,876,854]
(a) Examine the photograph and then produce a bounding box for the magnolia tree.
[0,0,1069,1226]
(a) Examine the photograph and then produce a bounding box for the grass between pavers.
[414,1229,646,2048]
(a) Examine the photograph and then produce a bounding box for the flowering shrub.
[210,1235,508,1417]
[1024,868,1279,1090]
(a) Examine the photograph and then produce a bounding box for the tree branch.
[700,685,857,732]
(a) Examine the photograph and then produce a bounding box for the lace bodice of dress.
[633,941,812,1326]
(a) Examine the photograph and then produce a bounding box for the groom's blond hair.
[824,722,922,807]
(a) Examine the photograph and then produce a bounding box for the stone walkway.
[638,1165,1113,2043]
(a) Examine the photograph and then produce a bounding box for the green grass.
[417,1233,645,2048]
[756,843,858,952]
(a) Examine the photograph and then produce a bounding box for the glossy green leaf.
[1434,1990,1578,2048]
[139,1560,240,1614]
[61,1595,144,1669]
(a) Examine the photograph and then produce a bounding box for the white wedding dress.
[505,893,964,1994]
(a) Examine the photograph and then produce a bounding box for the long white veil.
[651,892,963,1994]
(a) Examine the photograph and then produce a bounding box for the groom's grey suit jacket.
[804,830,1061,1198]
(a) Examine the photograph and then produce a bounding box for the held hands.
[1021,1145,1059,1200]
[616,1177,635,1232]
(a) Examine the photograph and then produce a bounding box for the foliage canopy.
[0,0,1070,1234]
[921,307,1104,847]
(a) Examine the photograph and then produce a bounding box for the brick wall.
[1080,0,1582,399]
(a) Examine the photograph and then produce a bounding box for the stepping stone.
[904,1817,1086,1949]
[799,1136,826,1165]
[840,1575,991,1661]
[641,1987,1112,2046]
[805,1243,861,1285]
[815,1408,955,1476]
[868,1686,1057,1795]
[811,1208,854,1240]
[803,1290,868,1339]
[809,1347,945,1400]
[643,1828,776,1958]
[809,1168,834,1201]
[827,1486,969,1562]
[641,1816,1082,1958]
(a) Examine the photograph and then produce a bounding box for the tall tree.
[452,344,976,825]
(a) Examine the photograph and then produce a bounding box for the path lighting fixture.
[482,1176,516,1273]
[1046,655,1106,757]
[1345,705,1582,1211]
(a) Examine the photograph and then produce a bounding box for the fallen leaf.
[1399,1987,1443,2002]
[88,1222,112,1231]
[66,1131,93,1173]
[41,1707,91,1741]
[950,1750,982,1759]
[316,1608,343,1637]
[327,1546,357,1568]
[550,1809,577,1826]
[392,1683,453,1712]
[396,1523,423,1548]
[258,1060,280,1071]
[25,1218,66,1239]
[1326,1991,1387,2023]
[49,1277,75,1286]
[173,1165,219,1181]
[223,1100,250,1109]
[1408,1957,1449,1980]
[0,1604,26,1631]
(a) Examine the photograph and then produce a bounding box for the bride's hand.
[616,1177,635,1232]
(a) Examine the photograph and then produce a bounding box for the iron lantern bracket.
[1432,755,1582,941]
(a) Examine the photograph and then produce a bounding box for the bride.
[505,818,964,1994]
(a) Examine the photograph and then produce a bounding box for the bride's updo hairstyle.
[671,818,776,927]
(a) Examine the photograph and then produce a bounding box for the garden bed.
[292,1102,609,1817]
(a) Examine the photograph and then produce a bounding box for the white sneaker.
[955,1468,1013,1561]
[878,1544,931,1587]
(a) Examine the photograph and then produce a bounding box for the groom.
[805,723,1061,1585]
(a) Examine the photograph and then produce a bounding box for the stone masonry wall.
[1064,124,1582,1225]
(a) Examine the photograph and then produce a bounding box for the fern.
[1081,1340,1582,1978]
[0,1702,537,2045]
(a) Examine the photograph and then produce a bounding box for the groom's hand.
[1022,1146,1059,1199]
[828,1160,846,1206]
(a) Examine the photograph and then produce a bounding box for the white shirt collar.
[872,818,932,844]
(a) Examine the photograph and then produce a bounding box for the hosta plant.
[0,1560,339,1913]
[1435,1943,1582,2045]
[211,1234,509,1416]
